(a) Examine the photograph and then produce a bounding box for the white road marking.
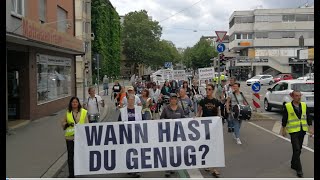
[272,121,282,134]
[303,134,309,146]
[259,112,280,115]
[187,169,203,178]
[248,122,314,153]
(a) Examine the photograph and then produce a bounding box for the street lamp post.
[299,35,305,77]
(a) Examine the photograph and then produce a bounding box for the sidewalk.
[6,84,113,178]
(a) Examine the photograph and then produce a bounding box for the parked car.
[297,73,314,80]
[246,75,274,86]
[264,80,314,112]
[273,73,294,83]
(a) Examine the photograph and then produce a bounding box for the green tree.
[183,39,218,71]
[91,0,121,82]
[122,10,162,71]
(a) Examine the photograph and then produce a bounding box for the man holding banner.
[197,83,221,177]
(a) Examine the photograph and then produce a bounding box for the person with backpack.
[83,87,104,123]
[225,82,248,145]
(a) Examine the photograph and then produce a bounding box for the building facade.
[228,6,314,77]
[6,0,84,123]
[75,0,93,87]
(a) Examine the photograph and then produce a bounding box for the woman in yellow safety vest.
[61,96,89,178]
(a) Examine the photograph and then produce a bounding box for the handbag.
[232,92,252,120]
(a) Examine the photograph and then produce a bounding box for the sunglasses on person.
[206,88,213,91]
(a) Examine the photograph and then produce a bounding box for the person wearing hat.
[120,86,142,107]
[160,93,185,120]
[160,93,185,177]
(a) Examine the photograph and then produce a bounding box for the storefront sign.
[37,54,71,66]
[22,18,84,53]
[239,41,251,46]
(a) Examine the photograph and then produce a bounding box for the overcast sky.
[109,0,314,48]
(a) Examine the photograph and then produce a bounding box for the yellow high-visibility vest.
[65,108,87,137]
[220,74,225,80]
[285,102,308,133]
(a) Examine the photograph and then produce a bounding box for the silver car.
[246,75,274,86]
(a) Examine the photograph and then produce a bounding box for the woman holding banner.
[160,93,185,177]
[197,84,221,177]
[61,97,89,178]
[118,94,142,177]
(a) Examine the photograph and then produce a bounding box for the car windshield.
[251,76,261,79]
[291,83,314,92]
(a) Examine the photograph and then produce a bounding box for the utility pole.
[299,35,304,77]
[97,54,100,94]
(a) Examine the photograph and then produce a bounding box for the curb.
[46,93,115,178]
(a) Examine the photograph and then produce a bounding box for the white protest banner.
[163,69,173,80]
[173,70,186,81]
[198,67,215,80]
[74,117,225,175]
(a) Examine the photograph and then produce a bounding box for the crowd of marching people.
[60,76,249,178]
[60,74,313,178]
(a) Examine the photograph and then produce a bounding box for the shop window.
[11,0,24,17]
[37,54,71,104]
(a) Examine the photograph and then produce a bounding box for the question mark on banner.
[199,145,209,165]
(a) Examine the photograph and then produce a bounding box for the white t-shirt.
[85,95,103,115]
[149,88,161,102]
[122,95,141,106]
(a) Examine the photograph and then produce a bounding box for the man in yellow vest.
[281,90,313,178]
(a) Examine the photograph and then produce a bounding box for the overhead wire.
[159,0,206,23]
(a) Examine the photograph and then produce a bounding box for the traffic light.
[219,53,226,66]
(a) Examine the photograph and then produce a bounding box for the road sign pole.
[218,53,221,87]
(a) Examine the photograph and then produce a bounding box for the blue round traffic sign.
[252,82,261,93]
[217,43,226,53]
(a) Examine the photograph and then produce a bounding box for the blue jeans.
[142,111,152,120]
[233,119,242,138]
[227,114,234,129]
[193,101,198,114]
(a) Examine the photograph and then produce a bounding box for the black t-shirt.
[199,97,220,117]
[113,84,121,92]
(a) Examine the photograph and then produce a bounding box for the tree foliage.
[122,10,162,67]
[91,0,121,80]
[182,38,218,71]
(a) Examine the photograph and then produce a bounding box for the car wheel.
[269,81,273,85]
[264,99,272,111]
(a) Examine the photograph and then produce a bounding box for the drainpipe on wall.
[73,0,77,97]
[6,48,9,133]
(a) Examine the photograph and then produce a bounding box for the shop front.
[6,18,84,122]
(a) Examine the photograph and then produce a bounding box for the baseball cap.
[127,86,134,91]
[170,93,178,98]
